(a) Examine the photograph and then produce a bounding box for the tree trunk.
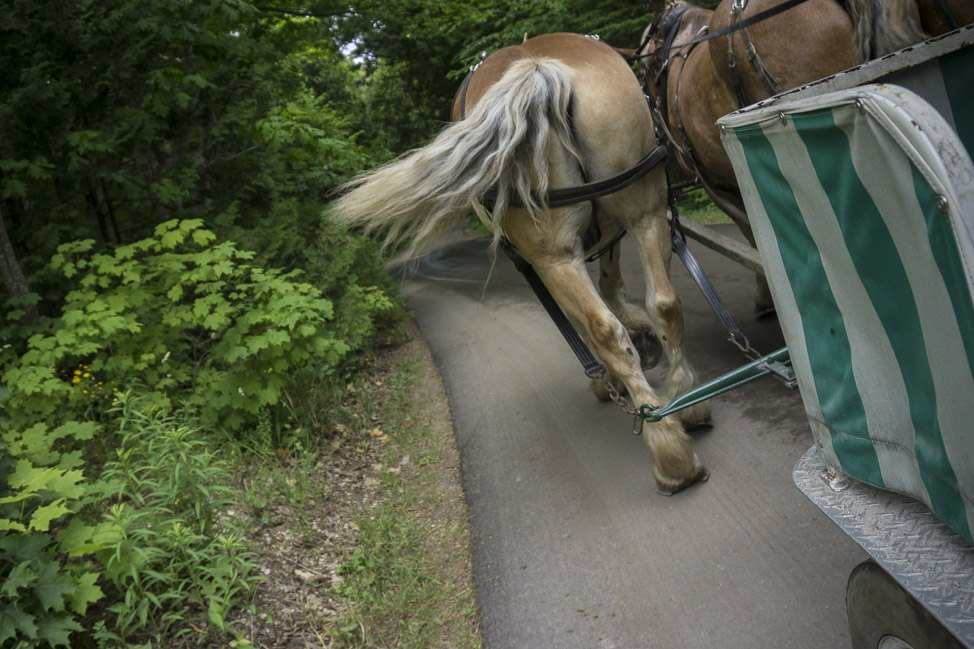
[0,203,39,325]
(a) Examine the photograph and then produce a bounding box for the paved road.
[399,225,867,649]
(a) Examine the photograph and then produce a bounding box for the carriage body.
[717,26,974,647]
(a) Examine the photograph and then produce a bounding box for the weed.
[95,396,258,647]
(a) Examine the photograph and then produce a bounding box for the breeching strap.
[485,146,667,209]
[495,144,668,383]
[501,239,605,379]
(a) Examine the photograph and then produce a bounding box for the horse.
[331,33,711,495]
[637,0,969,313]
[913,0,974,36]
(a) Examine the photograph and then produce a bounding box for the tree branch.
[254,5,348,19]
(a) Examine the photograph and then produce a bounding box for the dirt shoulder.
[232,319,481,648]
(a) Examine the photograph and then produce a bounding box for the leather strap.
[501,239,605,378]
[485,146,667,210]
[666,177,757,358]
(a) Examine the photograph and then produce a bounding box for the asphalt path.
[398,224,868,649]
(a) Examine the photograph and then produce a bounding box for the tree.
[0,203,37,324]
[334,0,668,150]
[0,0,379,305]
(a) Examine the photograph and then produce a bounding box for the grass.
[333,346,481,649]
[677,187,732,225]
[226,322,481,649]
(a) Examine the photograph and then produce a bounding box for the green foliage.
[93,397,256,646]
[0,421,104,648]
[2,220,393,433]
[678,187,731,225]
[337,0,668,150]
[0,0,379,308]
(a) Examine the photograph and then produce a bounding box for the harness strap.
[457,70,473,120]
[936,0,959,30]
[501,239,605,379]
[637,0,814,63]
[485,146,667,209]
[666,174,759,360]
[725,0,782,107]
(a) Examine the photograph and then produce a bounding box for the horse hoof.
[686,417,713,431]
[678,403,712,430]
[591,378,612,402]
[655,466,709,496]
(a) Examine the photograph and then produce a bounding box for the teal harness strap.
[639,347,794,423]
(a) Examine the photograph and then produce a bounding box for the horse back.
[451,34,650,128]
[707,0,860,96]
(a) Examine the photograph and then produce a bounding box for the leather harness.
[455,49,667,262]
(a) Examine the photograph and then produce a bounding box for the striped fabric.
[719,83,974,545]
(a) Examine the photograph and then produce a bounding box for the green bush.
[2,219,394,433]
[0,399,259,648]
[0,420,104,648]
[92,397,256,647]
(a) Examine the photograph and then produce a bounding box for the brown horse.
[332,33,710,495]
[915,0,974,35]
[638,0,963,312]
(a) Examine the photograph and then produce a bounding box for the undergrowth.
[92,397,257,647]
[331,353,480,649]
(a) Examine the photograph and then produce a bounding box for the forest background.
[0,0,718,646]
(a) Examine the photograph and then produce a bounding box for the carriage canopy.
[719,75,974,544]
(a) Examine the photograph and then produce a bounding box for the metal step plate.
[794,446,974,648]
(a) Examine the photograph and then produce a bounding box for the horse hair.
[841,0,926,60]
[330,58,581,260]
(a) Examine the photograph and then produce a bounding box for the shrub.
[92,397,256,646]
[0,420,104,648]
[2,219,394,433]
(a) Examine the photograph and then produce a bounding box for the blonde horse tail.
[330,58,580,259]
[843,0,926,60]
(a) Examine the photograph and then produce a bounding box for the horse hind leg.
[589,241,663,401]
[630,215,712,430]
[714,188,775,316]
[597,242,663,371]
[532,254,707,495]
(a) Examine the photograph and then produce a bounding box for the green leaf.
[57,517,94,554]
[9,461,85,500]
[30,499,72,532]
[1,562,38,598]
[207,598,227,630]
[68,572,104,615]
[35,613,82,647]
[52,420,99,443]
[0,604,38,644]
[33,561,74,612]
[192,228,217,246]
[0,518,28,532]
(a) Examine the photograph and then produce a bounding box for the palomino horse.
[638,0,970,313]
[332,33,710,495]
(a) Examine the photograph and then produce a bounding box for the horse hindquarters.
[331,57,579,257]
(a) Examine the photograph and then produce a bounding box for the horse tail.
[330,58,580,259]
[843,0,925,60]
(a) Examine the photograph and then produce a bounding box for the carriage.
[710,24,974,649]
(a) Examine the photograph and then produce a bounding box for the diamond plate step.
[794,446,974,648]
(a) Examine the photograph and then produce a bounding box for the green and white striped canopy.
[720,83,974,545]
